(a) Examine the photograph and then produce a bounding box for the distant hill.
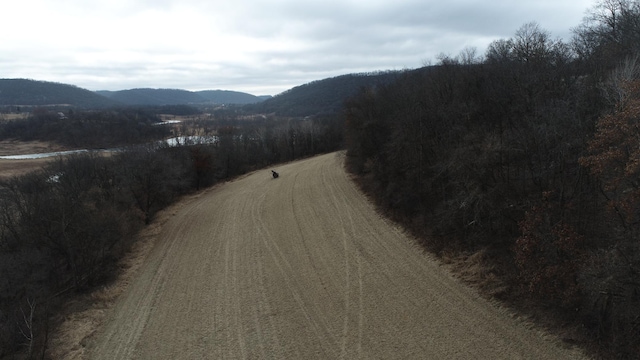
[196,90,270,104]
[0,79,119,108]
[96,89,204,106]
[247,71,402,117]
[97,88,267,106]
[0,73,399,114]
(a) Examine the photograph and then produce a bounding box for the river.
[0,136,218,160]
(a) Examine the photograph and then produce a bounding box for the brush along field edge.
[87,152,586,359]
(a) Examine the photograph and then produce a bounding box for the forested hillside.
[1,75,389,113]
[0,79,118,108]
[96,88,204,105]
[0,81,266,109]
[247,72,400,116]
[97,88,267,105]
[197,90,270,104]
[344,4,640,358]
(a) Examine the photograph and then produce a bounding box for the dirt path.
[88,152,586,359]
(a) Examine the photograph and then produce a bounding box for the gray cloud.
[1,0,595,95]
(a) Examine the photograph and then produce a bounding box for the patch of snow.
[163,136,218,147]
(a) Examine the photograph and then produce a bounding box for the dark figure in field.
[272,170,279,178]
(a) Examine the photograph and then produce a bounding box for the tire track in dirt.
[88,152,588,359]
[256,189,337,358]
[322,160,364,360]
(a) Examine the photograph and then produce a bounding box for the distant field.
[0,158,51,179]
[0,139,69,156]
[0,140,69,179]
[0,113,29,121]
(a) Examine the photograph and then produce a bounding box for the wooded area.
[0,108,170,148]
[344,2,640,357]
[246,72,400,116]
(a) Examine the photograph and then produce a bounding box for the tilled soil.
[88,152,587,359]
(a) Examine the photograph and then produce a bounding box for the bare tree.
[459,46,481,65]
[485,38,515,63]
[602,53,640,104]
[572,0,640,64]
[513,22,565,64]
[18,298,36,358]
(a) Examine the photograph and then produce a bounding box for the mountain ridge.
[97,88,269,106]
[0,79,271,108]
[247,71,402,116]
[0,72,404,112]
[0,79,118,108]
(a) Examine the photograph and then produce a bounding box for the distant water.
[0,136,218,160]
[0,149,90,160]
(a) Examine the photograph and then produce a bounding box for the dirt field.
[84,152,586,359]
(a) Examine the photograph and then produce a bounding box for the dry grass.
[0,113,29,122]
[0,139,69,156]
[441,248,509,298]
[0,158,52,179]
[0,140,71,179]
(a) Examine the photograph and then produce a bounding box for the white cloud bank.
[1,0,595,95]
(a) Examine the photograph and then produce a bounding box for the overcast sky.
[1,0,595,95]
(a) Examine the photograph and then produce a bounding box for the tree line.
[0,107,171,149]
[0,113,343,358]
[344,1,640,357]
